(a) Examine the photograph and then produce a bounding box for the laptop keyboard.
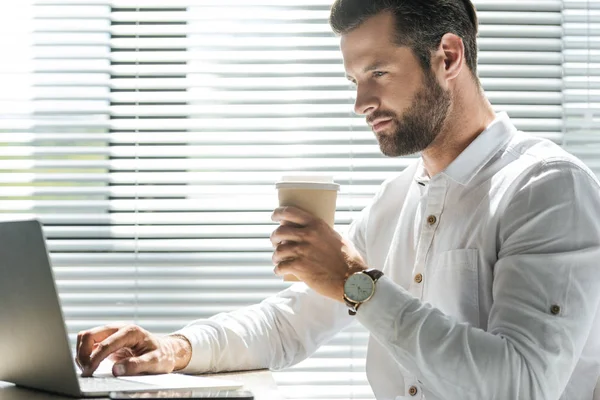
[79,376,152,392]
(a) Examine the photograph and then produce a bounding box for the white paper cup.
[275,176,340,281]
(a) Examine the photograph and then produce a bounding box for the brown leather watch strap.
[364,268,384,282]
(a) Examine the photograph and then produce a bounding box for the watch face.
[344,273,374,302]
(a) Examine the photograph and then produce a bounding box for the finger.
[76,343,99,371]
[108,347,135,363]
[113,351,161,376]
[280,219,304,228]
[76,332,82,369]
[78,325,123,375]
[274,258,298,277]
[272,241,305,266]
[86,326,145,376]
[271,206,314,226]
[270,224,305,248]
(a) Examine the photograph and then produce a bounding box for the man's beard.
[369,71,451,157]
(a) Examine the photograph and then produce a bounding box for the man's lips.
[371,119,392,132]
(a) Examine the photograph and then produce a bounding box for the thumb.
[113,351,159,376]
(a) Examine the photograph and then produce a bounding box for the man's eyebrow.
[363,61,389,73]
[346,61,390,80]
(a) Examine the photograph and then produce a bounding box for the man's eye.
[373,71,387,78]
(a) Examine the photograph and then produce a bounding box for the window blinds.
[0,1,586,399]
[563,0,600,172]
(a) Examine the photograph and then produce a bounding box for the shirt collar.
[414,112,517,187]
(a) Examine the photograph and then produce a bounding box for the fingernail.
[114,364,126,376]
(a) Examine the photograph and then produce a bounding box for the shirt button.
[414,273,423,284]
[551,305,561,315]
[427,215,437,225]
[408,386,418,396]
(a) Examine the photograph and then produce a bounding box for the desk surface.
[0,370,284,400]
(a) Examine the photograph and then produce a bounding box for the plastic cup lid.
[276,175,340,191]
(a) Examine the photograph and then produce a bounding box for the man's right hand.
[75,324,192,377]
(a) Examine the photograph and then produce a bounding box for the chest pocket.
[424,249,480,327]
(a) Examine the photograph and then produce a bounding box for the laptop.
[0,220,244,397]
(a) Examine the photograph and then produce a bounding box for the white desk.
[0,370,284,400]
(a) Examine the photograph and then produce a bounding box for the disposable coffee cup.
[275,176,340,281]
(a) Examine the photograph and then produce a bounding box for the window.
[0,1,597,399]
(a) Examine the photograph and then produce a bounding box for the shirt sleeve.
[171,206,374,374]
[172,282,353,374]
[356,160,600,400]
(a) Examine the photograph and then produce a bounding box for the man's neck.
[421,88,496,178]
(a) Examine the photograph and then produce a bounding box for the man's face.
[341,12,451,157]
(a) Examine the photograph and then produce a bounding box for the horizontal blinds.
[0,1,571,399]
[562,0,600,175]
[1,2,375,399]
[108,3,376,398]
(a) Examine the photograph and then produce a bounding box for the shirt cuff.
[355,275,416,334]
[170,326,215,374]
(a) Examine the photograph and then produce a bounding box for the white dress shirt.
[174,113,600,400]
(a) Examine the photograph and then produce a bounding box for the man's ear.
[434,32,465,85]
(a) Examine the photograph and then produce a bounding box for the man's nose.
[353,85,378,116]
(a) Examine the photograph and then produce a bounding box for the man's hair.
[329,0,479,77]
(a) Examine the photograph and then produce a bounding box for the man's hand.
[76,324,192,377]
[270,206,367,301]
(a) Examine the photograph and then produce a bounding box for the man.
[76,1,600,399]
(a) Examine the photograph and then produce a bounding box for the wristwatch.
[343,269,384,315]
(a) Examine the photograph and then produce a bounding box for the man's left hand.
[270,206,367,301]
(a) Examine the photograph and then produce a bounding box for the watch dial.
[344,273,374,302]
